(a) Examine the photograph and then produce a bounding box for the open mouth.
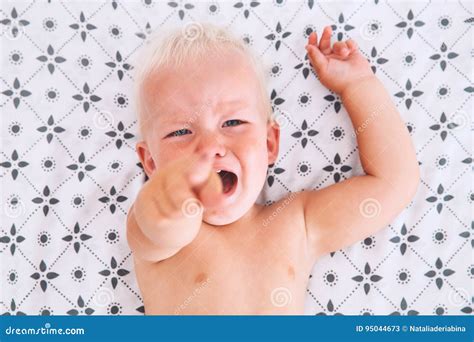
[216,170,238,194]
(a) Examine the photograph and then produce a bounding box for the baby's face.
[137,49,279,225]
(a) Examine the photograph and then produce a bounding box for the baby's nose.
[195,133,226,158]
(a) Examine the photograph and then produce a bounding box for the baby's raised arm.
[302,26,420,263]
[127,154,222,263]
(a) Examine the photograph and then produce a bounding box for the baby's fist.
[305,26,374,95]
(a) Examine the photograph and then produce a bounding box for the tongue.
[218,171,234,193]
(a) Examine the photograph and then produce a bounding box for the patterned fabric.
[0,0,472,316]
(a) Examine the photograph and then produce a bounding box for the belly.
[134,251,309,315]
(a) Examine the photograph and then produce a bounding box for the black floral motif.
[324,92,343,113]
[2,299,26,316]
[0,7,30,38]
[291,120,318,148]
[270,89,285,112]
[167,1,194,20]
[294,53,314,79]
[394,79,423,109]
[36,45,66,74]
[389,224,420,255]
[32,186,59,216]
[390,298,419,315]
[424,257,455,289]
[429,43,458,71]
[429,112,459,141]
[105,121,134,149]
[72,83,102,113]
[265,22,291,51]
[323,153,351,183]
[99,257,130,289]
[1,78,31,109]
[458,220,473,249]
[0,224,25,256]
[267,163,285,187]
[67,296,94,315]
[330,13,355,41]
[426,184,454,213]
[315,300,344,315]
[67,153,96,182]
[395,9,425,39]
[105,51,132,81]
[233,1,260,19]
[62,223,92,253]
[37,115,65,143]
[136,22,152,40]
[30,260,59,292]
[98,186,128,214]
[367,47,388,74]
[0,150,28,180]
[69,12,97,42]
[351,262,382,294]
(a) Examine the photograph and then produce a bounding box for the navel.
[287,266,295,279]
[194,272,208,284]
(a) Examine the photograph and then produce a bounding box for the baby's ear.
[136,141,156,178]
[266,120,280,165]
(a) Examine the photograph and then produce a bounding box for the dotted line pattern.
[119,278,142,301]
[17,247,37,269]
[373,284,398,309]
[408,244,432,268]
[56,65,82,93]
[445,238,468,265]
[85,278,108,307]
[83,244,108,268]
[340,250,363,274]
[408,205,435,235]
[18,284,37,308]
[50,244,71,268]
[56,102,82,126]
[410,279,433,306]
[50,283,75,307]
[414,62,437,89]
[308,139,331,163]
[450,24,472,50]
[22,65,45,87]
[447,164,470,192]
[445,205,469,230]
[334,283,361,312]
[306,287,325,310]
[373,245,397,273]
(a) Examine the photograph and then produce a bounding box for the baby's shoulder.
[258,191,306,228]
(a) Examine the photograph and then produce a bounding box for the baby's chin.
[202,195,258,227]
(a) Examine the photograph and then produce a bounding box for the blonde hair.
[132,22,273,138]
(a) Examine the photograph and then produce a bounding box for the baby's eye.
[222,119,244,127]
[166,128,192,138]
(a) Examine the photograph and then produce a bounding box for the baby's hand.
[305,26,374,95]
[132,153,222,253]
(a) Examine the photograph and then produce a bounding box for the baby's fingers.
[306,44,327,74]
[333,41,350,57]
[346,38,358,52]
